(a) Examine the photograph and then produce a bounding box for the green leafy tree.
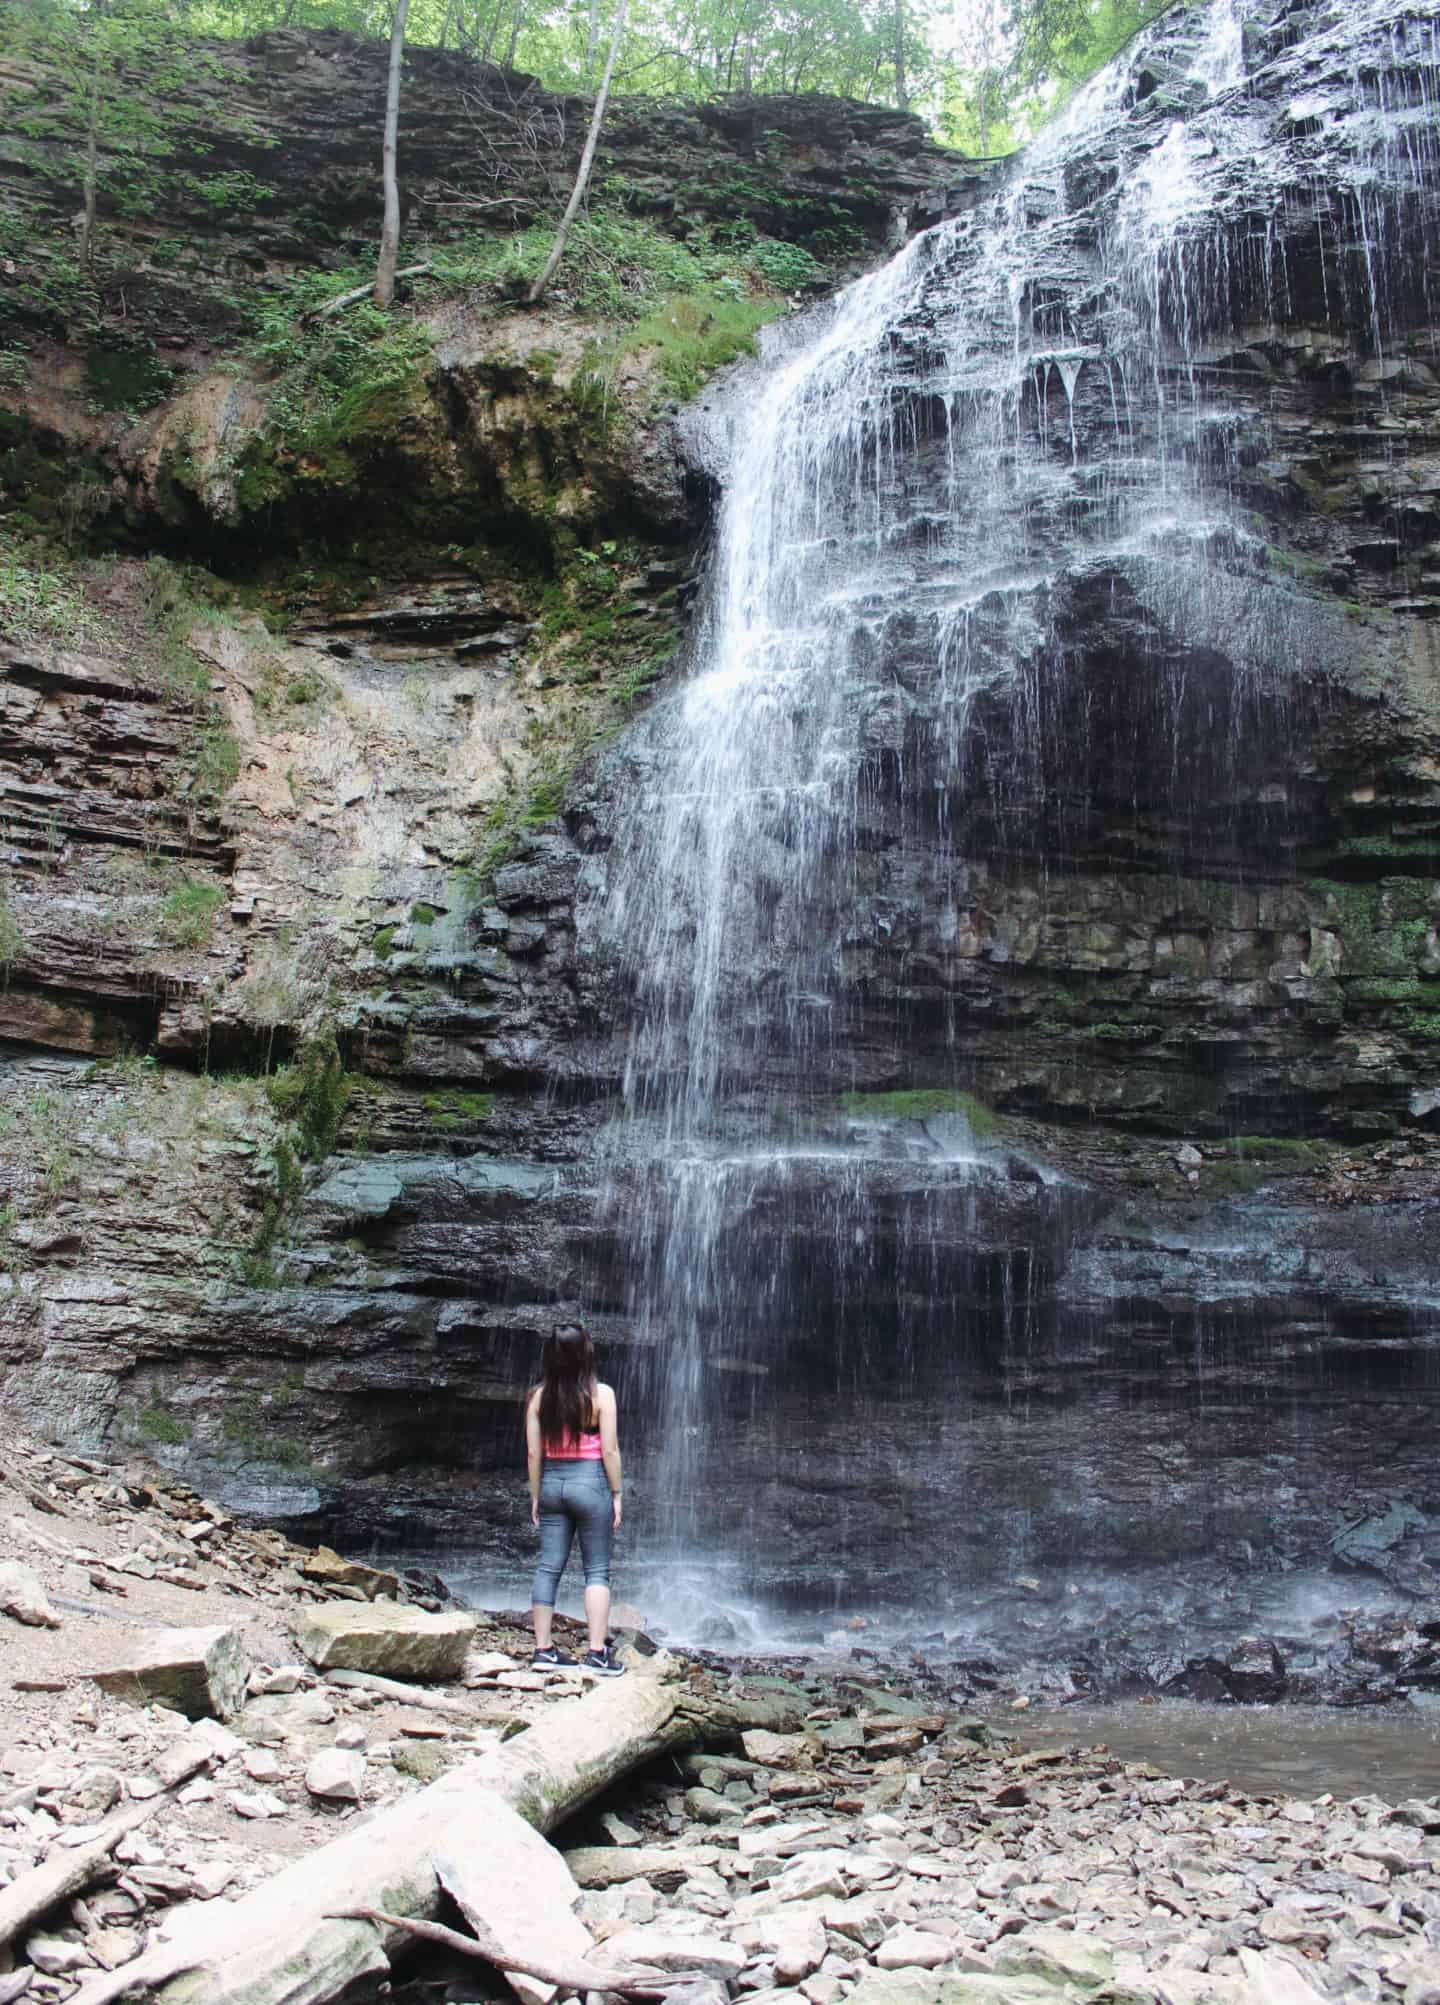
[5,0,251,279]
[938,0,1174,152]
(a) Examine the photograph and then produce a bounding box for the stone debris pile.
[4,1417,1440,2005]
[0,1421,604,2002]
[558,1672,1440,2005]
[1,1433,430,1611]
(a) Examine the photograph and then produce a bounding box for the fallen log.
[0,1797,161,1954]
[307,264,431,320]
[73,1662,694,2005]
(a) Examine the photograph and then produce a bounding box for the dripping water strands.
[577,0,1440,1639]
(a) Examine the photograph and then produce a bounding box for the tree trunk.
[374,0,412,308]
[893,0,909,109]
[480,0,504,62]
[77,2,106,273]
[585,0,600,73]
[504,0,524,70]
[67,1670,689,2005]
[526,0,628,305]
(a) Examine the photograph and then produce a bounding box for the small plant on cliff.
[240,282,431,488]
[428,211,724,317]
[265,1034,352,1162]
[137,1403,189,1446]
[600,291,783,401]
[478,753,575,873]
[423,1089,496,1132]
[746,238,825,290]
[159,878,224,949]
[0,541,96,645]
[0,896,22,984]
[185,722,241,805]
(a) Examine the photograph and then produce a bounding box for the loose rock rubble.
[4,1416,1440,2005]
[0,1422,611,2002]
[555,1669,1440,2005]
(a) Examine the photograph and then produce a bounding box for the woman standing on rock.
[526,1321,625,1676]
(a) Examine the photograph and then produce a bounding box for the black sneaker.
[532,1645,575,1668]
[583,1645,625,1678]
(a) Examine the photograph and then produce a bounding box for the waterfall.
[579,0,1440,1640]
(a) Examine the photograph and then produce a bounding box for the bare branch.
[325,1904,680,1996]
[526,0,629,304]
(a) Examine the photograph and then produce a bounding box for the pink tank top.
[545,1429,603,1461]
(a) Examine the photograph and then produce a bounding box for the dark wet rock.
[1224,1638,1289,1703]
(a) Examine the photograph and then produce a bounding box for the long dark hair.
[538,1323,599,1448]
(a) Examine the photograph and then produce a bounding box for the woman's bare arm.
[525,1389,543,1524]
[598,1383,623,1529]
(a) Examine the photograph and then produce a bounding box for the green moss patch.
[842,1089,999,1140]
[84,343,175,414]
[422,1089,496,1132]
[1310,877,1436,980]
[594,291,783,401]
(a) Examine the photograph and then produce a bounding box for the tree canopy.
[179,0,1174,150]
[2,0,1179,237]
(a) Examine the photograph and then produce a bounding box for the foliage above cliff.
[8,0,1178,176]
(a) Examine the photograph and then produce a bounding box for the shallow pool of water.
[999,1697,1440,1800]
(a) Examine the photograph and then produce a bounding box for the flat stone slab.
[292,1604,474,1680]
[305,1749,365,1802]
[877,1929,956,1972]
[564,1844,720,1889]
[91,1625,249,1720]
[594,1929,747,1981]
[435,1790,591,2005]
[0,1560,60,1628]
[994,1927,1114,1991]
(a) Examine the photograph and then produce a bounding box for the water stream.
[563,0,1440,1641]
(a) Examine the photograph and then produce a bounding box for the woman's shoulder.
[595,1380,617,1407]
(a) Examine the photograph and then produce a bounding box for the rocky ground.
[3,1423,1440,2005]
[0,1419,604,1998]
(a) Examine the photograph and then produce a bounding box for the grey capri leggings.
[532,1459,613,1606]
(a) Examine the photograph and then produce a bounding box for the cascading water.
[576,0,1440,1647]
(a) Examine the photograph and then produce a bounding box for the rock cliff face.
[2,2,1440,1668]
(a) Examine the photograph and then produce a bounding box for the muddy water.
[999,1698,1440,1800]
